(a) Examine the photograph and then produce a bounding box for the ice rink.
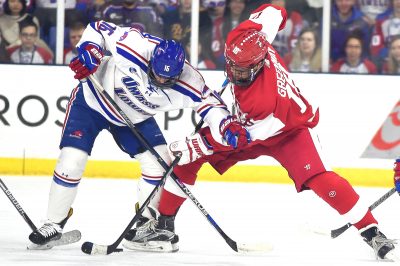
[0,175,399,266]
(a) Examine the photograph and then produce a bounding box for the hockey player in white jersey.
[28,20,251,249]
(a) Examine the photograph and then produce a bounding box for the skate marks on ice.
[0,176,399,266]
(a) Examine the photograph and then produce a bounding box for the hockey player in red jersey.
[123,4,398,260]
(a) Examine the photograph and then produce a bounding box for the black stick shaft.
[106,155,181,254]
[0,178,37,231]
[331,187,396,238]
[193,79,229,134]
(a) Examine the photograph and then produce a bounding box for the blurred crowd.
[0,0,399,75]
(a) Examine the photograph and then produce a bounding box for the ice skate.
[28,208,74,246]
[123,207,179,253]
[360,225,397,260]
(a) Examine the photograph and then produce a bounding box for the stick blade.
[331,223,352,239]
[81,242,122,255]
[236,242,274,253]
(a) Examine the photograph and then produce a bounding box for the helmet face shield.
[148,62,182,88]
[225,58,264,86]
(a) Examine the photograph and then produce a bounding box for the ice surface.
[0,176,399,266]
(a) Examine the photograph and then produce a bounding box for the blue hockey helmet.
[148,40,185,88]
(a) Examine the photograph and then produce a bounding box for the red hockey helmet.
[224,29,268,86]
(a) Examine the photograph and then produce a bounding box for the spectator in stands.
[202,0,227,69]
[7,21,53,64]
[79,0,109,23]
[0,0,5,15]
[270,0,308,57]
[162,0,211,42]
[0,31,10,62]
[0,0,38,46]
[63,22,85,64]
[331,33,377,74]
[102,0,163,36]
[148,0,177,17]
[243,0,270,17]
[284,27,321,72]
[357,0,390,26]
[0,0,52,53]
[370,0,400,60]
[304,0,323,28]
[331,0,370,62]
[222,0,247,39]
[182,33,216,69]
[381,35,400,74]
[34,0,86,46]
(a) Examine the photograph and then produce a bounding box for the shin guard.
[306,172,375,226]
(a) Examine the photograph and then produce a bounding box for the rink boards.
[0,64,398,187]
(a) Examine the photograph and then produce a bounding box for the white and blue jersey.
[77,21,229,142]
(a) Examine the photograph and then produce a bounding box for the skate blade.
[122,240,178,253]
[384,249,400,262]
[27,230,82,250]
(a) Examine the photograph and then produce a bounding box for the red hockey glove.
[394,159,400,194]
[169,133,213,165]
[219,115,251,149]
[69,42,103,80]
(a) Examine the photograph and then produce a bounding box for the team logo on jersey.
[69,130,83,139]
[115,87,151,115]
[119,31,128,41]
[146,84,159,96]
[120,76,160,109]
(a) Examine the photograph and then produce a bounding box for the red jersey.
[232,44,319,146]
[228,4,319,146]
[201,4,320,174]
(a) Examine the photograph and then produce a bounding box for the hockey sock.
[48,147,87,223]
[137,176,163,219]
[306,171,376,226]
[159,189,186,216]
[353,210,377,230]
[135,145,172,219]
[159,161,203,215]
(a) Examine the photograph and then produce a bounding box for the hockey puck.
[81,241,93,254]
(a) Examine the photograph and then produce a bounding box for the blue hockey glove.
[219,115,251,149]
[69,42,103,80]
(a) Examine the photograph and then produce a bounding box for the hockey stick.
[81,154,181,255]
[0,178,37,231]
[331,187,396,239]
[84,75,271,254]
[193,79,230,134]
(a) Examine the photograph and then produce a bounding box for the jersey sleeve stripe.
[197,103,227,118]
[171,83,201,102]
[116,44,148,73]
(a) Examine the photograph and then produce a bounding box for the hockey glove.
[219,115,251,149]
[394,158,400,194]
[69,42,103,80]
[169,133,213,165]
